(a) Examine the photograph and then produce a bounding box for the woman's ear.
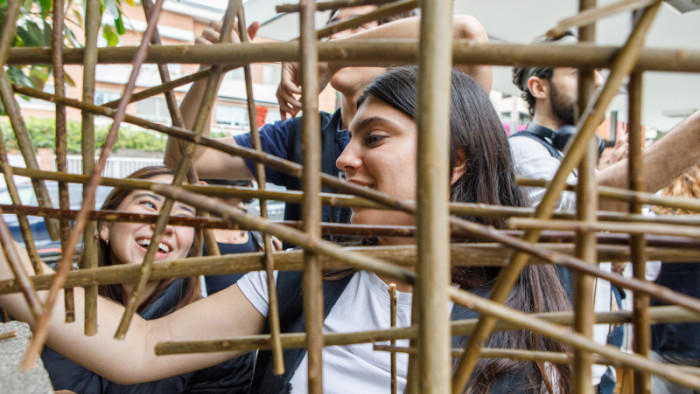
[98,224,110,244]
[450,150,467,186]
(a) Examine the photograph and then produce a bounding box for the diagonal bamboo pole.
[21,0,169,369]
[0,1,61,243]
[414,0,453,392]
[451,3,663,390]
[114,0,241,339]
[572,1,598,390]
[447,286,700,390]
[81,0,101,336]
[547,0,656,38]
[140,0,219,265]
[298,1,325,392]
[313,0,417,40]
[52,0,76,325]
[237,5,285,375]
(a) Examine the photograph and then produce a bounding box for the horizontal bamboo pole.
[6,41,700,73]
[518,177,700,214]
[277,0,398,13]
[510,218,700,238]
[153,305,699,355]
[4,243,699,295]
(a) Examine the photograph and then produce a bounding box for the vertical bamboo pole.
[629,11,650,391]
[416,0,453,393]
[451,4,662,389]
[236,7,285,375]
[23,0,169,367]
[52,0,75,324]
[0,0,61,243]
[389,283,398,394]
[81,0,100,336]
[114,0,240,339]
[573,1,598,392]
[299,0,324,392]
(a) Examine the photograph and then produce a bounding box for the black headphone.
[526,123,606,158]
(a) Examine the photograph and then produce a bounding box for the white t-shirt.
[238,270,450,393]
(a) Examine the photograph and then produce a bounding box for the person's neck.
[532,107,564,131]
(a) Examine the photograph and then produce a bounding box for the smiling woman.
[39,166,256,393]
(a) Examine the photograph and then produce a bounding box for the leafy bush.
[0,117,168,153]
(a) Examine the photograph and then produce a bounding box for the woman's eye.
[139,200,157,210]
[364,134,386,146]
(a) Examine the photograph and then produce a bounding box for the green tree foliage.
[0,117,167,153]
[0,0,131,113]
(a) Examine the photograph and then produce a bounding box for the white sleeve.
[236,270,278,318]
[510,137,579,212]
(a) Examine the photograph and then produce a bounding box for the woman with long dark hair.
[1,68,570,393]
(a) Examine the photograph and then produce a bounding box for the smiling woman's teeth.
[136,239,171,253]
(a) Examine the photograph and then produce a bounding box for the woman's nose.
[336,144,362,173]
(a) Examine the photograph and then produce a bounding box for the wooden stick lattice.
[0,0,699,392]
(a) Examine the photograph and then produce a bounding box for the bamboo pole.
[452,4,663,388]
[3,244,700,295]
[52,0,76,325]
[81,0,100,337]
[629,11,651,389]
[21,0,169,369]
[277,0,398,13]
[414,0,453,392]
[509,218,700,238]
[113,0,240,340]
[572,2,597,390]
[0,217,43,321]
[389,283,398,394]
[0,331,16,341]
[237,6,285,376]
[147,305,700,355]
[299,1,324,391]
[447,286,700,390]
[0,125,43,275]
[547,0,656,38]
[0,1,61,243]
[314,0,417,40]
[8,41,700,74]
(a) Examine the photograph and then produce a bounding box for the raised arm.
[276,15,493,119]
[598,109,700,210]
[0,241,264,384]
[163,21,259,181]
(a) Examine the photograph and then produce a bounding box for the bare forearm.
[598,110,700,209]
[330,15,492,92]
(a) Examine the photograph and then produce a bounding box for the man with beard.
[511,32,700,393]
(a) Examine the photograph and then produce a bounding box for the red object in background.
[256,106,268,127]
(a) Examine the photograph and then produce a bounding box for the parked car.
[0,180,113,265]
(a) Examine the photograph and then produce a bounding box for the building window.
[136,97,173,123]
[216,104,250,128]
[262,64,281,86]
[95,91,121,105]
[224,68,245,81]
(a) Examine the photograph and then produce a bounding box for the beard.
[549,83,576,126]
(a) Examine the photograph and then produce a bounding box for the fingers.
[276,63,303,120]
[247,22,260,41]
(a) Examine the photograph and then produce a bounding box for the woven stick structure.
[1,0,699,392]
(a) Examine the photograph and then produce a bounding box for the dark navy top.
[204,236,258,295]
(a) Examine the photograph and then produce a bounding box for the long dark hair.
[86,166,202,313]
[359,66,573,393]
